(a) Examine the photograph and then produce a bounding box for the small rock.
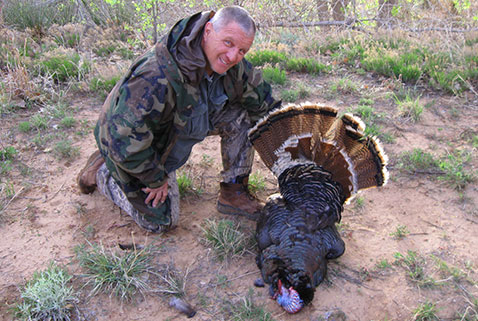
[312,308,347,321]
[253,278,265,287]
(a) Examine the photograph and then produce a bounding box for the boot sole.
[77,150,104,194]
[217,202,259,221]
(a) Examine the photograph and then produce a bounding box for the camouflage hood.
[168,11,214,86]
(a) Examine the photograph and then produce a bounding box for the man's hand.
[142,182,168,208]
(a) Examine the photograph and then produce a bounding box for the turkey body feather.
[256,164,345,306]
[249,103,388,313]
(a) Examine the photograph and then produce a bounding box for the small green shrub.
[89,75,121,99]
[351,104,393,141]
[31,114,49,130]
[430,255,468,283]
[53,32,81,48]
[118,47,135,60]
[394,251,435,287]
[53,139,80,160]
[428,69,468,94]
[0,160,13,175]
[177,171,199,197]
[47,101,69,120]
[281,84,311,102]
[0,146,17,161]
[375,258,392,269]
[37,52,90,83]
[353,104,375,122]
[33,133,54,148]
[228,289,276,321]
[390,225,410,239]
[281,88,298,102]
[75,241,154,301]
[13,262,78,321]
[393,93,423,122]
[438,151,475,190]
[361,50,422,84]
[397,148,439,174]
[412,301,440,321]
[246,50,287,67]
[286,57,329,74]
[262,66,287,85]
[248,172,266,195]
[330,78,358,94]
[60,116,76,128]
[93,44,118,57]
[2,0,75,33]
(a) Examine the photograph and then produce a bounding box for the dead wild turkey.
[249,103,388,313]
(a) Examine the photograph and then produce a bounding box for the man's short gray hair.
[210,6,256,37]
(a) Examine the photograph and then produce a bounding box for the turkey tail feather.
[249,103,388,202]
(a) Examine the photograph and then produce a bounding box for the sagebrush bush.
[13,262,78,321]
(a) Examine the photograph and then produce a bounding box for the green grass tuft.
[330,77,358,94]
[2,0,75,33]
[246,50,287,67]
[53,139,80,160]
[177,170,201,197]
[412,301,440,321]
[59,116,76,129]
[89,75,121,100]
[248,172,266,195]
[286,57,329,74]
[398,148,440,174]
[280,83,311,102]
[75,241,154,301]
[394,251,436,287]
[438,150,475,190]
[228,289,276,321]
[157,266,188,298]
[37,52,90,83]
[0,146,17,161]
[393,93,424,122]
[390,225,410,239]
[262,66,287,85]
[201,219,252,261]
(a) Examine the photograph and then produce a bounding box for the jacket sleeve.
[238,59,281,122]
[98,53,171,189]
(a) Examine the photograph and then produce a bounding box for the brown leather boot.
[217,177,263,220]
[77,150,105,194]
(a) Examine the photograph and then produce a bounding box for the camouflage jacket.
[95,10,279,199]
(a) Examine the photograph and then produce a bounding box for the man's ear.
[204,21,213,37]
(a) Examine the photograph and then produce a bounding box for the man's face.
[202,21,254,75]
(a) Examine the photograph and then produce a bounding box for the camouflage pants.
[95,104,254,232]
[210,103,255,183]
[96,163,180,233]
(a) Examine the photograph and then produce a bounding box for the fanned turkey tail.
[248,102,389,202]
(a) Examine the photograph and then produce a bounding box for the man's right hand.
[142,182,168,208]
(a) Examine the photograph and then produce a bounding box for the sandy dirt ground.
[1,73,477,321]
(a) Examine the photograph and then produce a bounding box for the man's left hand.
[142,182,169,208]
